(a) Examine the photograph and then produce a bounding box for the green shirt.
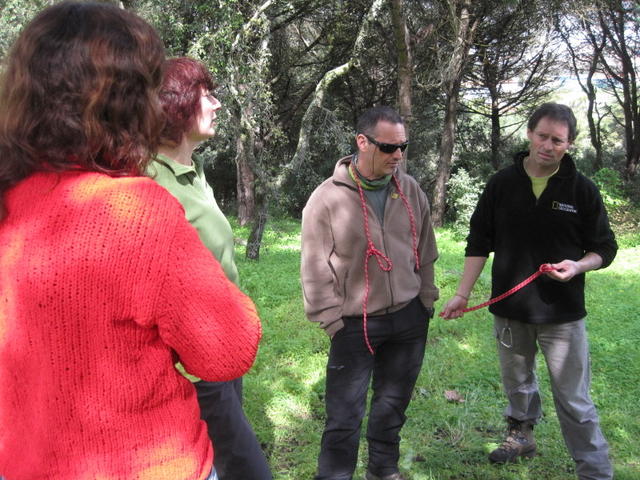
[147,153,239,286]
[148,153,240,382]
[528,167,559,200]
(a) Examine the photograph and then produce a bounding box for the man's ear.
[526,129,533,142]
[355,133,368,152]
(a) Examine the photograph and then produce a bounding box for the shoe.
[488,417,536,464]
[365,470,407,480]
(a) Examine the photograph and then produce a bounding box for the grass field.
[232,218,640,480]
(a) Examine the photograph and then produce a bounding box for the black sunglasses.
[364,134,409,154]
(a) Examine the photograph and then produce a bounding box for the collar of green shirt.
[154,153,204,177]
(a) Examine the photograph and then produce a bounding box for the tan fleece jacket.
[301,156,439,336]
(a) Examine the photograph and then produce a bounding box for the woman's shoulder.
[22,170,186,233]
[64,171,179,206]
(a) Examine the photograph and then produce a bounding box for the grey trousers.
[494,317,612,480]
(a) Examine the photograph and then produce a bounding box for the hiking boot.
[365,470,407,480]
[488,417,536,464]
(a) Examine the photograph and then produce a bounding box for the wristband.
[455,293,469,301]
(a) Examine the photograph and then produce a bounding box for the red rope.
[461,263,556,313]
[392,175,420,272]
[350,164,420,355]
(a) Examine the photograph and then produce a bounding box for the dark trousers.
[315,297,430,480]
[195,377,273,480]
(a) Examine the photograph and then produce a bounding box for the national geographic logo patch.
[552,201,578,214]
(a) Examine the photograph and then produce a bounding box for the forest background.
[2,0,638,253]
[1,1,639,479]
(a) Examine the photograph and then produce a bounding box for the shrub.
[592,167,628,209]
[591,168,640,246]
[446,168,484,239]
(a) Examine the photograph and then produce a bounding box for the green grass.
[232,218,640,480]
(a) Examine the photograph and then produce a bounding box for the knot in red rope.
[366,243,392,272]
[539,263,554,273]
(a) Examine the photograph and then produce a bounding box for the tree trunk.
[596,3,639,178]
[432,0,477,227]
[390,0,413,124]
[390,0,412,170]
[227,1,275,227]
[246,201,268,260]
[240,0,389,258]
[285,63,350,177]
[490,102,501,170]
[235,124,256,226]
[433,84,462,227]
[583,25,604,171]
[586,78,603,172]
[280,0,385,184]
[564,20,605,172]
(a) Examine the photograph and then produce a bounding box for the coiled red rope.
[350,164,420,355]
[460,263,556,313]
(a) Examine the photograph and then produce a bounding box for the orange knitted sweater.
[0,171,262,480]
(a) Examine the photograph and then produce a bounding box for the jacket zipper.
[379,190,394,309]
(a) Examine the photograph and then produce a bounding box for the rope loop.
[350,163,422,355]
[367,244,392,272]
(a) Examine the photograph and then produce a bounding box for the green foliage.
[593,167,628,209]
[199,142,238,212]
[445,168,484,239]
[455,109,528,175]
[235,219,640,479]
[3,0,640,225]
[0,0,51,60]
[135,0,245,67]
[280,108,353,215]
[591,168,640,245]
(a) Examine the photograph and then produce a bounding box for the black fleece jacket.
[466,151,617,324]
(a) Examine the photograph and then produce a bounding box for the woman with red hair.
[0,3,261,479]
[148,57,272,480]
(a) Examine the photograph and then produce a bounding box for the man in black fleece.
[441,103,616,480]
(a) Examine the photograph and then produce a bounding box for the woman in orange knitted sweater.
[0,3,261,480]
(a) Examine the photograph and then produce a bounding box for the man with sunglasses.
[441,103,616,480]
[301,106,439,480]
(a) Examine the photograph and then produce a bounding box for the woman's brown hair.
[158,57,216,146]
[0,1,166,218]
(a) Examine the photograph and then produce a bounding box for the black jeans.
[195,377,273,480]
[315,297,430,480]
